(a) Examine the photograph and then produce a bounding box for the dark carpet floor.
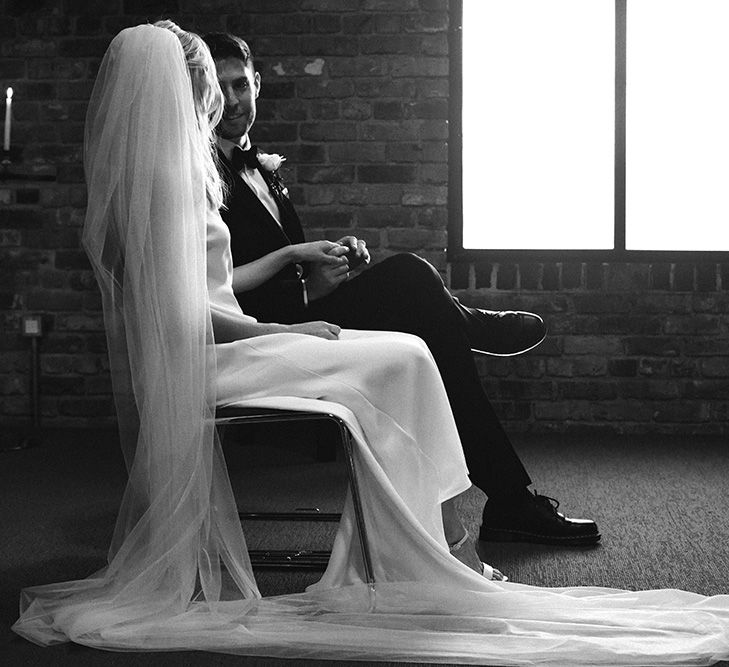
[1,426,728,666]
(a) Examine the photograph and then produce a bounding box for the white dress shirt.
[217,136,282,227]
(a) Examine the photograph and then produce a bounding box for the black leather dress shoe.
[479,491,601,546]
[470,310,547,356]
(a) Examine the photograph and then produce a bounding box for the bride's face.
[215,56,261,143]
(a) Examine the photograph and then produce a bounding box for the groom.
[203,32,600,547]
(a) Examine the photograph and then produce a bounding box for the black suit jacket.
[218,149,307,323]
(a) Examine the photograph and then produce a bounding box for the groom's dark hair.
[203,33,254,69]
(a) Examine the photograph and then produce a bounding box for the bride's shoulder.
[206,208,231,242]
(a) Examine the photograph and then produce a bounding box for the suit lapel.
[218,148,303,246]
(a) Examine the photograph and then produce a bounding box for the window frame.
[448,0,729,263]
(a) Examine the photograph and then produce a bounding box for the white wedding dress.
[13,24,729,666]
[208,211,729,664]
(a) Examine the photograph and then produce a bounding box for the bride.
[12,21,729,665]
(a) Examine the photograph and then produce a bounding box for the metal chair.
[215,405,375,587]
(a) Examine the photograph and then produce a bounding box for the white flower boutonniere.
[257,152,286,172]
[256,152,289,198]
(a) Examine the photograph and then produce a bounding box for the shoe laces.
[532,490,561,513]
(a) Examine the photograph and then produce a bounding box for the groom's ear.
[253,70,261,99]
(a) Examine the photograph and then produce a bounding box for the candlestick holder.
[0,146,56,181]
[1,145,21,165]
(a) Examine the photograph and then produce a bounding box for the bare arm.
[210,305,340,343]
[231,246,296,293]
[232,241,348,293]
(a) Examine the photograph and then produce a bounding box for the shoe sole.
[471,329,548,358]
[479,527,602,546]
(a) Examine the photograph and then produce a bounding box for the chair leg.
[337,421,376,589]
[216,408,376,593]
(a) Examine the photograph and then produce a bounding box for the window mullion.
[614,0,627,252]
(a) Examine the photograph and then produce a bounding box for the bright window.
[453,0,729,258]
[626,0,729,251]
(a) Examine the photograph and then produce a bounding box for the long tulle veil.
[12,23,729,666]
[13,24,259,646]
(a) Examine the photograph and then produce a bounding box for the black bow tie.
[231,145,259,171]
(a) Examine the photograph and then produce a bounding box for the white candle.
[4,87,12,151]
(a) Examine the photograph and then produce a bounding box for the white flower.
[257,152,285,172]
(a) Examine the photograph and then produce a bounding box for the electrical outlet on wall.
[21,314,42,337]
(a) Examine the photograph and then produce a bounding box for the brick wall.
[451,262,729,435]
[1,0,727,434]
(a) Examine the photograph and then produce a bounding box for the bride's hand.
[286,321,341,340]
[292,241,348,264]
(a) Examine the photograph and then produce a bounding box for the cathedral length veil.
[12,24,729,666]
[12,23,259,644]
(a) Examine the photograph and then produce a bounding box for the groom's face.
[215,57,261,143]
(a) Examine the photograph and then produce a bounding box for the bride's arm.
[210,306,340,343]
[231,246,297,293]
[231,241,349,293]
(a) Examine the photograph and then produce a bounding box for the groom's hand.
[305,244,350,301]
[337,235,370,271]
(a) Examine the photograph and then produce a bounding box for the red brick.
[361,121,420,142]
[301,36,358,57]
[373,101,404,120]
[673,263,694,291]
[358,207,406,228]
[401,185,446,206]
[302,0,360,11]
[572,357,608,377]
[361,35,421,55]
[358,165,417,184]
[0,375,27,395]
[653,402,709,423]
[329,143,384,163]
[474,263,492,289]
[403,11,448,33]
[684,380,729,399]
[650,263,671,290]
[593,400,654,422]
[638,358,670,377]
[692,294,729,313]
[251,122,297,143]
[387,228,446,250]
[421,34,449,56]
[41,376,85,395]
[308,100,341,120]
[496,263,516,290]
[449,262,469,290]
[298,165,354,184]
[696,264,718,291]
[58,396,114,417]
[619,380,680,400]
[363,0,418,9]
[300,122,356,142]
[338,184,401,206]
[355,79,417,99]
[411,207,446,229]
[514,358,545,378]
[297,79,354,98]
[41,354,75,375]
[701,358,729,378]
[341,100,372,121]
[342,15,377,34]
[561,262,582,289]
[608,358,638,377]
[0,58,25,78]
[685,338,729,356]
[563,336,622,356]
[559,380,617,401]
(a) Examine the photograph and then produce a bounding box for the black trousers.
[302,253,531,499]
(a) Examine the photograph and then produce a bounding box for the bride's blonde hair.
[154,19,224,209]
